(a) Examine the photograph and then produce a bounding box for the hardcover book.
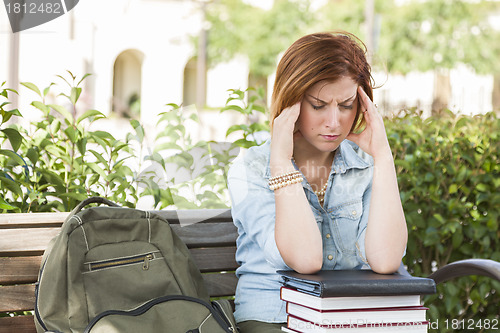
[283,316,429,333]
[286,302,428,325]
[280,288,422,311]
[278,269,436,298]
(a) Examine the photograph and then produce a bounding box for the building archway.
[183,56,207,108]
[183,57,197,107]
[112,49,144,118]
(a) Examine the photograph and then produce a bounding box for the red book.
[284,316,429,332]
[286,302,428,326]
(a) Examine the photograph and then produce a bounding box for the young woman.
[227,31,408,333]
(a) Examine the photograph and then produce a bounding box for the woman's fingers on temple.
[358,86,376,113]
[288,101,301,119]
[279,101,301,128]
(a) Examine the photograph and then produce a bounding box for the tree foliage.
[205,0,313,77]
[378,0,500,74]
[204,0,500,76]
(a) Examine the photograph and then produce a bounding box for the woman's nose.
[325,106,340,128]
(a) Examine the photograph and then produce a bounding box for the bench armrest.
[427,259,500,285]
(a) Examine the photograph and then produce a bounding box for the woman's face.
[296,77,359,154]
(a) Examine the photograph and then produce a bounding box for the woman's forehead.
[306,78,358,102]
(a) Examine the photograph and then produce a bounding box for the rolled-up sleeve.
[228,158,290,270]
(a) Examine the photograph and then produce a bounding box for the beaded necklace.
[292,157,330,204]
[315,181,329,204]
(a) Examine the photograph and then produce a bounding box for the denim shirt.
[227,139,374,323]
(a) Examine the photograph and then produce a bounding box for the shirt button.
[328,255,333,260]
[352,210,357,216]
[326,233,331,239]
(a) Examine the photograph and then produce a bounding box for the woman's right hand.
[270,101,301,167]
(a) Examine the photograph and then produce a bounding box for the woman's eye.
[312,104,324,110]
[339,104,354,110]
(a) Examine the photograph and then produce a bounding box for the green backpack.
[34,197,238,333]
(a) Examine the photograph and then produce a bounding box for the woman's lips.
[321,134,340,141]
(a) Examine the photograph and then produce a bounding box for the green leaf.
[26,147,39,165]
[90,130,115,141]
[43,83,56,97]
[58,192,88,201]
[232,138,256,148]
[221,104,244,113]
[0,149,25,166]
[50,119,61,134]
[154,142,183,152]
[0,108,22,124]
[129,119,144,142]
[77,109,105,124]
[70,87,82,105]
[48,104,74,124]
[87,162,107,179]
[64,126,78,143]
[20,82,42,97]
[0,197,16,210]
[225,124,248,137]
[56,74,71,87]
[0,176,23,197]
[76,138,87,156]
[77,73,92,87]
[1,128,23,151]
[31,101,50,114]
[89,150,108,165]
[475,183,488,192]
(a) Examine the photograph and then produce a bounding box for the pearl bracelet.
[269,170,303,191]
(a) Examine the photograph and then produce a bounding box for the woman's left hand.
[347,86,392,159]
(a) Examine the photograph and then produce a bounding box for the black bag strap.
[70,196,120,216]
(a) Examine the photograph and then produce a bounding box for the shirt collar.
[331,140,373,174]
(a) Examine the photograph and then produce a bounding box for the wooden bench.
[0,208,238,333]
[2,208,500,333]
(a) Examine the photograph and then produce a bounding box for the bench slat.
[0,248,238,285]
[203,272,238,297]
[0,223,237,256]
[172,223,238,248]
[0,257,41,285]
[0,316,36,333]
[0,285,35,312]
[0,228,60,257]
[0,209,233,228]
[0,212,68,229]
[191,247,238,272]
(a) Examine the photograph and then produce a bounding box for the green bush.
[0,73,139,211]
[386,109,500,332]
[1,74,499,330]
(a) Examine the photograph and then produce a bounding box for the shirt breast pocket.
[330,200,363,253]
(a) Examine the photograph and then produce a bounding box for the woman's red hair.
[270,31,374,133]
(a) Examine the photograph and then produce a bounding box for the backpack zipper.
[212,300,237,332]
[84,295,233,333]
[87,252,156,271]
[34,261,49,331]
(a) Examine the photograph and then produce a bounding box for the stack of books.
[277,270,436,332]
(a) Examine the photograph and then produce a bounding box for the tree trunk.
[432,70,451,115]
[492,73,500,113]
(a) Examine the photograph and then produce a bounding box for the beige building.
[1,0,249,143]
